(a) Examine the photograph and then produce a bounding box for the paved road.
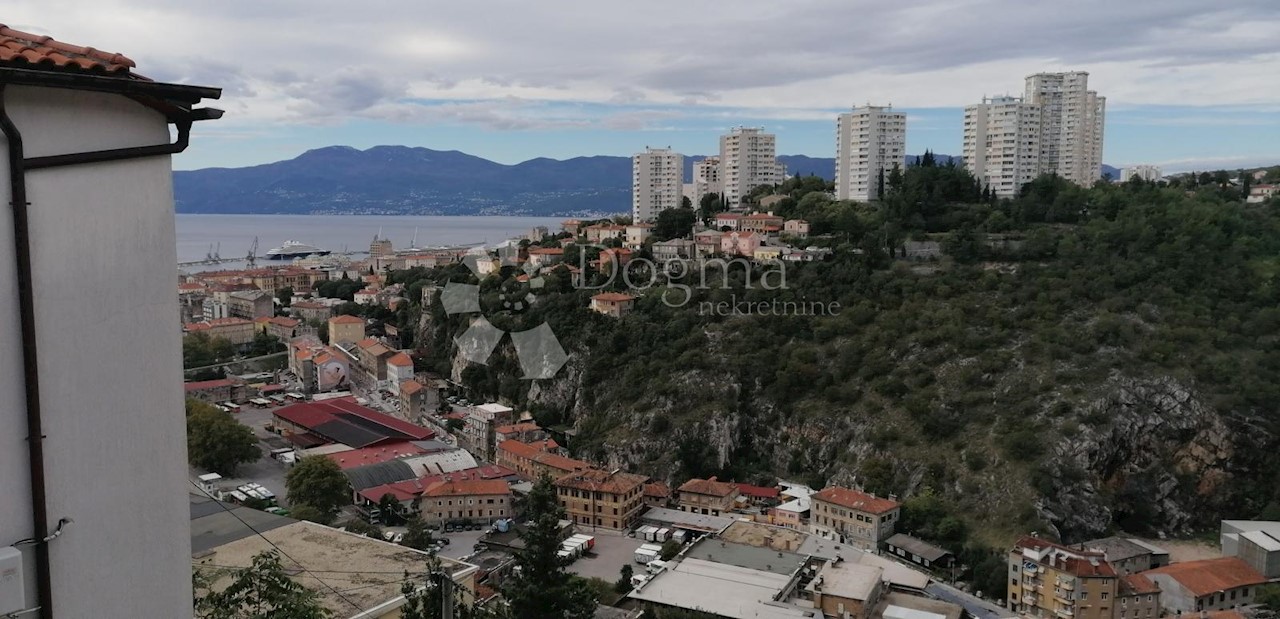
[568,533,648,582]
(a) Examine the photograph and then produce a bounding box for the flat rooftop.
[193,518,478,618]
[879,592,964,619]
[807,560,882,602]
[190,492,293,555]
[720,520,812,554]
[629,557,818,619]
[640,506,736,533]
[684,538,808,576]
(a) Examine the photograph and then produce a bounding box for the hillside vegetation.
[384,163,1280,585]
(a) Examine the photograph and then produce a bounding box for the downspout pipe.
[0,83,53,619]
[0,82,215,619]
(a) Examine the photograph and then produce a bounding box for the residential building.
[600,247,635,269]
[1024,71,1106,185]
[496,439,589,480]
[398,379,434,420]
[760,194,787,209]
[562,219,582,235]
[769,497,810,530]
[720,230,763,257]
[809,486,901,551]
[184,378,247,404]
[1008,535,1119,619]
[1142,558,1265,614]
[526,246,564,269]
[644,482,672,508]
[963,95,1042,197]
[1118,165,1162,183]
[353,337,394,388]
[459,402,516,462]
[1079,537,1170,575]
[836,105,907,201]
[257,315,301,340]
[417,479,513,526]
[652,239,696,263]
[754,243,784,261]
[1248,185,1278,204]
[715,212,742,230]
[292,299,339,322]
[493,422,549,444]
[741,212,785,234]
[555,468,647,531]
[184,317,257,346]
[354,287,378,305]
[625,223,653,248]
[693,229,724,256]
[1117,574,1161,619]
[227,289,274,319]
[584,223,626,244]
[784,219,810,237]
[0,26,224,618]
[327,314,365,347]
[590,292,637,318]
[632,147,684,222]
[385,351,415,394]
[677,477,740,516]
[526,225,549,241]
[693,156,723,200]
[720,127,782,206]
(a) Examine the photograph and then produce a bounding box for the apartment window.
[1101,593,1108,601]
[1080,592,1087,600]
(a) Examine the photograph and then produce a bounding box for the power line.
[189,480,374,617]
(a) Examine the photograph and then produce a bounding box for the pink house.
[720,231,762,256]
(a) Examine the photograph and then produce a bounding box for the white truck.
[634,543,662,564]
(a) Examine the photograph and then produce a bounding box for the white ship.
[265,240,330,260]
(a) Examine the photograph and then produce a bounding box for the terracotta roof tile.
[812,486,900,514]
[329,315,364,325]
[0,25,138,76]
[422,479,511,498]
[401,380,424,395]
[678,477,739,498]
[1142,557,1266,597]
[1120,574,1159,595]
[591,292,635,302]
[386,352,413,367]
[555,468,646,495]
[644,482,671,498]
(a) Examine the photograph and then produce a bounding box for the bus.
[269,395,287,406]
[250,398,272,408]
[221,402,241,413]
[285,392,305,402]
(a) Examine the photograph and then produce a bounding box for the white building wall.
[719,128,778,206]
[1118,165,1162,183]
[1025,71,1105,186]
[835,106,906,201]
[632,147,684,222]
[963,96,1041,197]
[0,85,193,618]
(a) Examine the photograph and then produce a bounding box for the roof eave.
[0,66,222,122]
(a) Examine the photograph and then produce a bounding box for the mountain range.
[173,145,1118,216]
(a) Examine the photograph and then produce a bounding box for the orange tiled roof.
[592,292,635,302]
[0,24,137,75]
[1120,574,1159,595]
[678,477,739,498]
[812,486,900,514]
[644,482,671,498]
[386,352,413,367]
[527,247,564,255]
[1013,536,1116,577]
[422,479,511,498]
[555,468,646,495]
[495,422,541,435]
[498,440,588,473]
[400,380,424,394]
[1142,557,1266,597]
[329,315,363,325]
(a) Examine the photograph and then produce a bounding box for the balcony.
[1055,608,1074,618]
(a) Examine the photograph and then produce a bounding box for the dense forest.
[371,161,1280,592]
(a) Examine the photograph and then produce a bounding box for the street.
[567,533,649,582]
[190,403,293,507]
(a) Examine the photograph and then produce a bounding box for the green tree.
[187,399,261,476]
[288,504,331,525]
[343,518,383,539]
[615,564,634,594]
[285,456,350,518]
[402,517,435,551]
[277,286,294,308]
[194,550,331,619]
[249,331,284,357]
[1256,583,1280,612]
[659,539,681,561]
[503,474,596,619]
[379,493,405,526]
[652,207,697,241]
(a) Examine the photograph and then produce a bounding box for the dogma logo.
[439,246,569,379]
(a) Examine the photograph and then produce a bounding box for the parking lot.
[190,403,293,507]
[567,533,649,582]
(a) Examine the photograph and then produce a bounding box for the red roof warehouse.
[272,398,433,449]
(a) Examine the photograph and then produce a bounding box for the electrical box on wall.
[0,546,24,615]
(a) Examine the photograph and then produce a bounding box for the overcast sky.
[9,0,1280,171]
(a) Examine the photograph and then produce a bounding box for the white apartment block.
[1118,165,1162,183]
[720,127,782,206]
[1024,71,1106,185]
[962,96,1042,197]
[835,106,906,201]
[632,147,684,222]
[693,156,723,201]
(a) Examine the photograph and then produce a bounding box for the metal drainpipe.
[0,83,54,619]
[0,82,199,619]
